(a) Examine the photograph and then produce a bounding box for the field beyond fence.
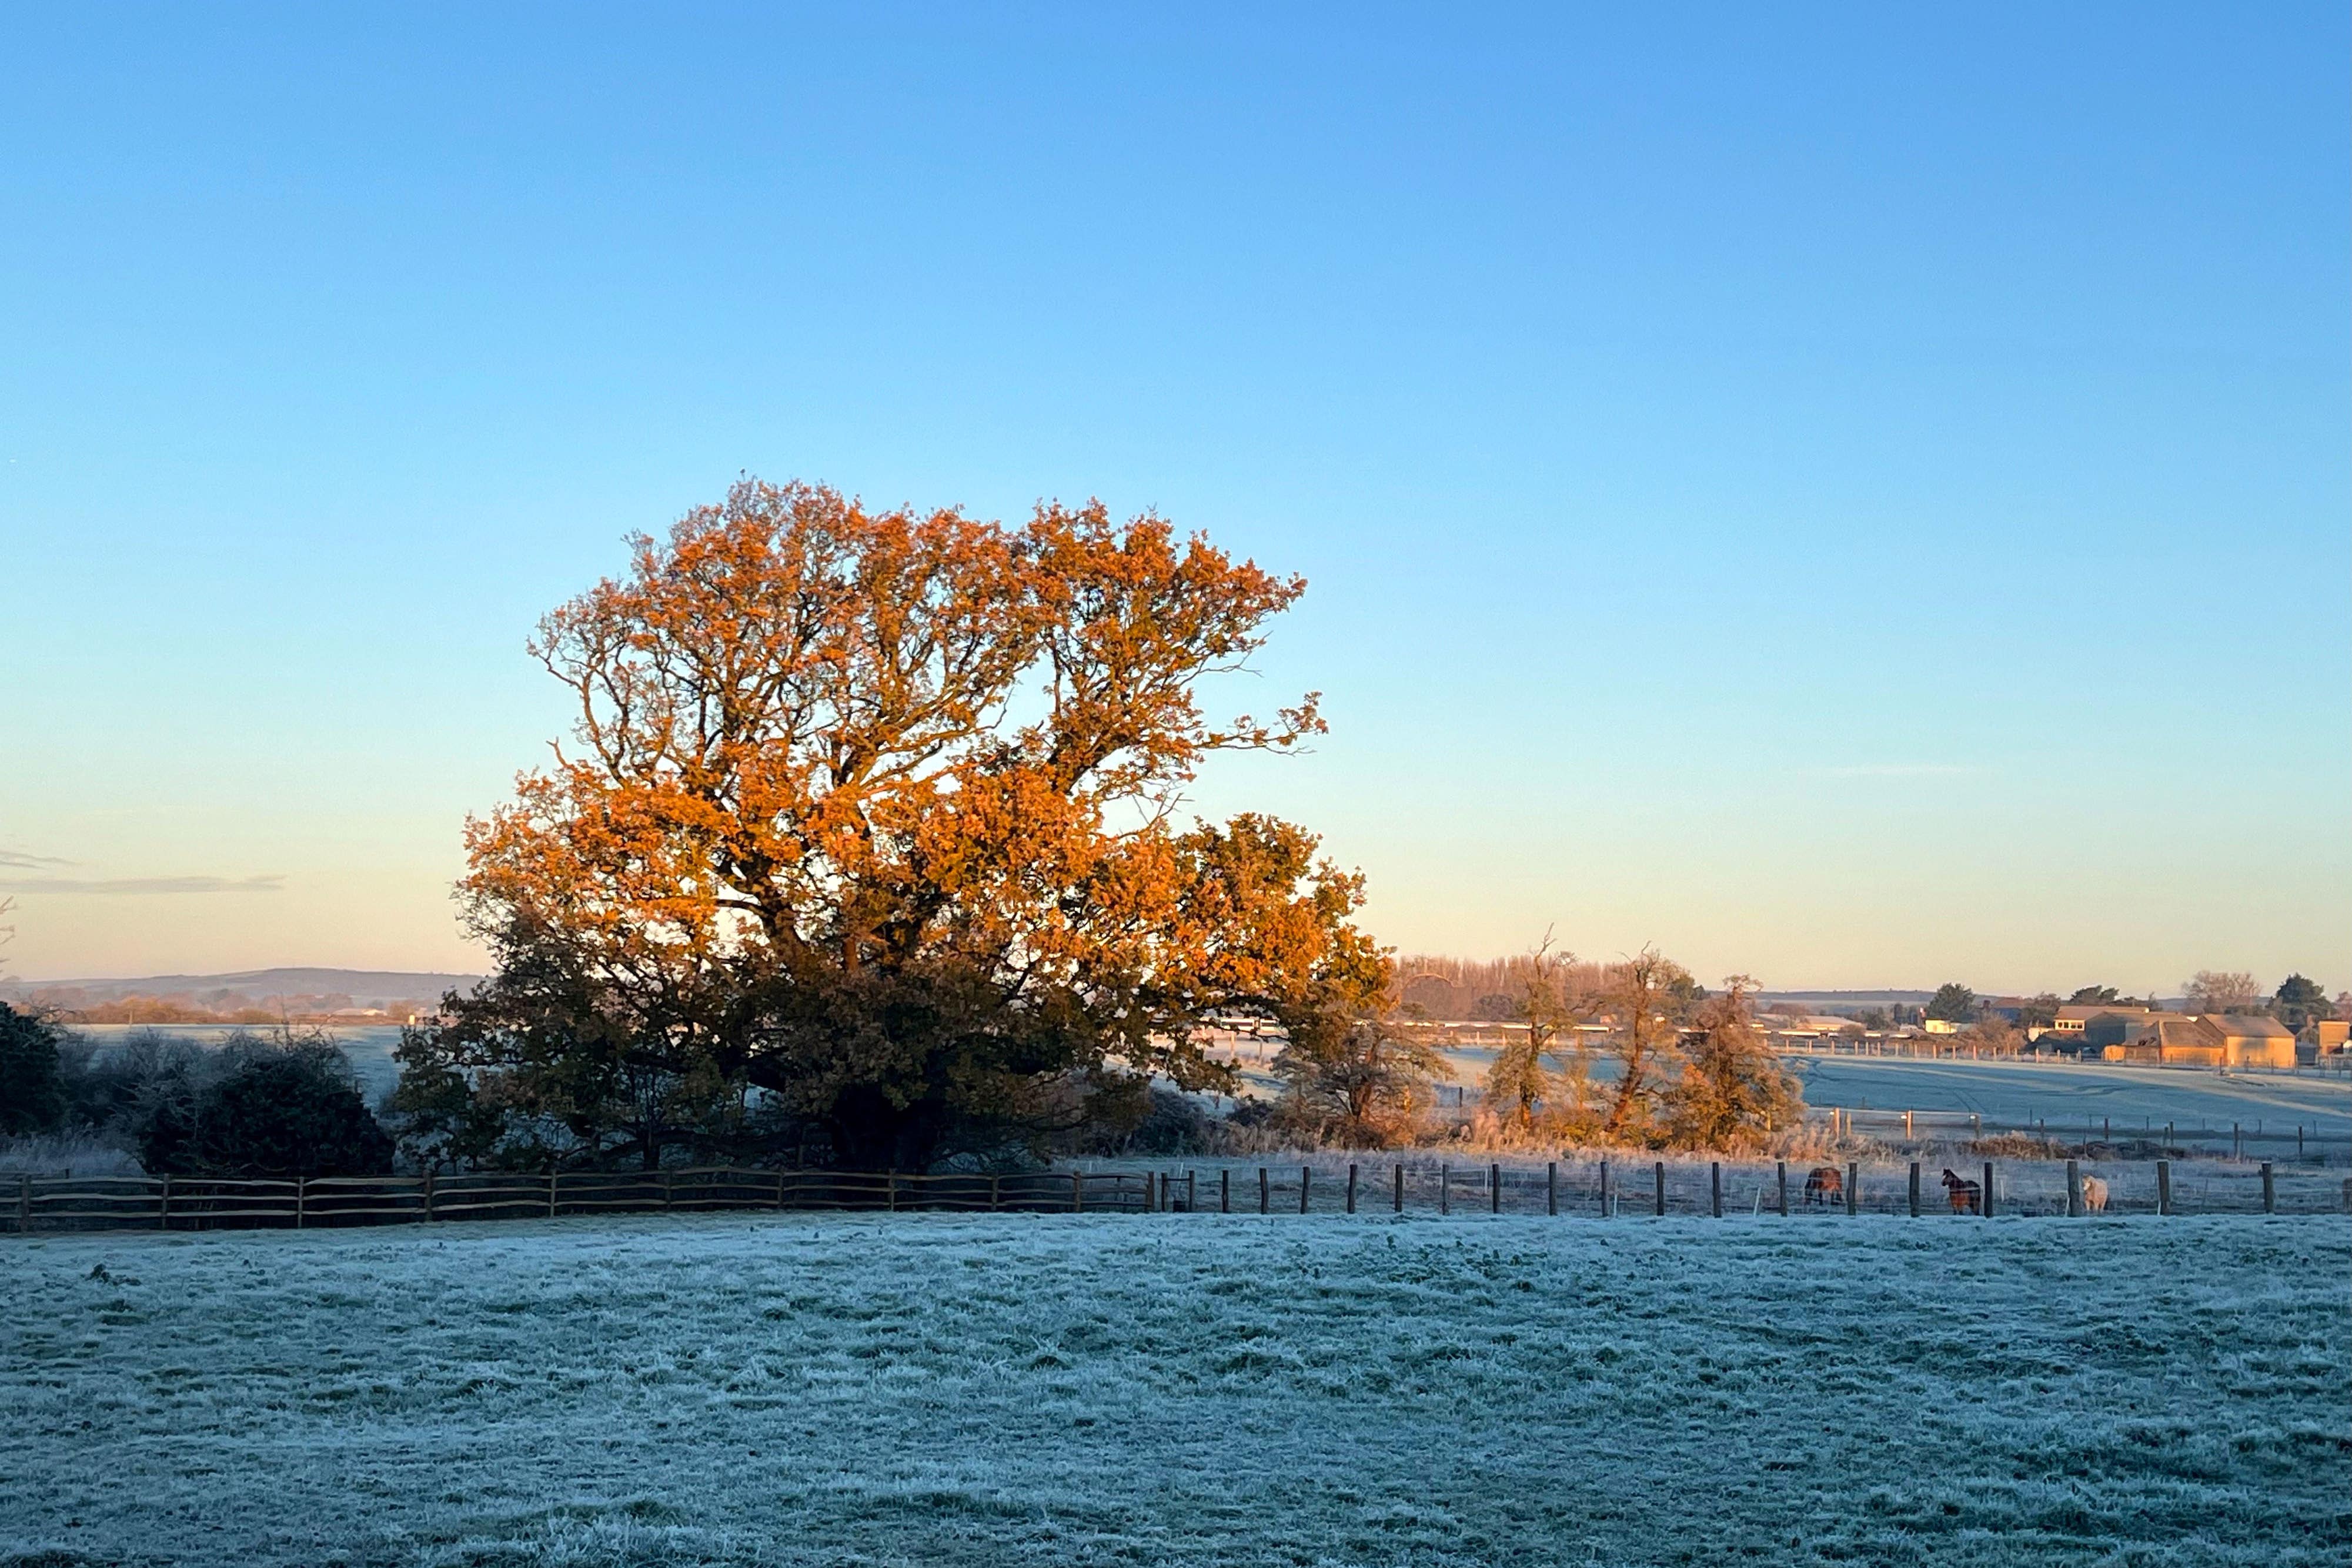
[1815,1105,2348,1158]
[10,1152,2350,1235]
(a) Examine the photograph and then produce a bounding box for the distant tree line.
[1917,974,2340,1030]
[1268,939,1803,1153]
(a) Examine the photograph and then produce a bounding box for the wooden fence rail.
[11,1156,2350,1236]
[1810,1108,2351,1155]
[6,1166,1152,1233]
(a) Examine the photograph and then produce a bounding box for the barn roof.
[2204,1014,2295,1040]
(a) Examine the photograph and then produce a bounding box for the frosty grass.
[4,1212,2345,1567]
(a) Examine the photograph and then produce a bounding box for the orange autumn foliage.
[442,479,1378,1168]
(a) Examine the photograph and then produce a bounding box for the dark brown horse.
[1940,1168,1982,1214]
[1802,1166,1842,1206]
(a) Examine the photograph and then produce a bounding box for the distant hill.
[1758,990,1936,1008]
[1,968,485,1012]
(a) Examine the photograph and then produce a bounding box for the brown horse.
[1802,1166,1842,1206]
[1940,1168,1982,1214]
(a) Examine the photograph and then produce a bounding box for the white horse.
[2080,1174,2109,1213]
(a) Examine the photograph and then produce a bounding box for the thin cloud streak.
[0,875,286,895]
[0,849,76,870]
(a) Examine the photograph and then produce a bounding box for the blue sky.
[2,4,2344,994]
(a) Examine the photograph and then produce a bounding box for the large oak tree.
[400,480,1378,1169]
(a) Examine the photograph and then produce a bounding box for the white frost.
[4,1213,2346,1566]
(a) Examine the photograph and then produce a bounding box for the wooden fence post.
[2065,1159,2082,1218]
[296,1177,306,1230]
[1653,1161,1665,1218]
[1258,1167,1269,1215]
[1394,1163,1404,1213]
[1908,1162,1920,1218]
[1071,1170,1083,1213]
[1982,1162,1994,1219]
[887,1171,898,1213]
[1490,1163,1501,1215]
[2260,1162,2275,1214]
[1598,1159,1609,1216]
[1844,1162,1857,1217]
[547,1169,559,1219]
[663,1170,675,1211]
[1299,1166,1311,1215]
[1221,1168,1231,1213]
[1710,1162,1722,1218]
[2156,1159,2171,1216]
[1188,1172,1196,1213]
[990,1174,1001,1213]
[1346,1164,1358,1214]
[1547,1162,1558,1216]
[1775,1160,1788,1216]
[1439,1164,1450,1216]
[17,1173,28,1234]
[1158,1172,1169,1212]
[775,1169,788,1211]
[159,1173,171,1231]
[423,1169,436,1222]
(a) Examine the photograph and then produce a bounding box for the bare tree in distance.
[1481,930,1581,1132]
[1600,946,1699,1138]
[1272,950,1443,1145]
[2183,970,2263,1015]
[1393,952,1603,1021]
[1665,977,1804,1150]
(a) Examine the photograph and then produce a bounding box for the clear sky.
[2,4,2345,996]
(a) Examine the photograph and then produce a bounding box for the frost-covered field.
[1786,1057,2352,1138]
[1210,1037,2352,1138]
[5,1215,2346,1567]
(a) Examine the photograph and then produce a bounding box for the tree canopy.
[0,1001,67,1136]
[1664,978,1802,1151]
[2017,993,2062,1031]
[398,480,1376,1170]
[1925,983,1977,1023]
[2271,974,2333,1031]
[1270,942,1441,1145]
[2183,970,2261,1015]
[1479,935,1581,1134]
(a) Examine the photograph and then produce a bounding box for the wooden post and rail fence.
[1814,1105,2348,1159]
[5,1156,2340,1236]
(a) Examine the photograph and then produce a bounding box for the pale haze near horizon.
[2,6,2344,998]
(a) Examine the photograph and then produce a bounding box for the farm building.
[2307,1019,2350,1059]
[2096,1012,2298,1069]
[2054,1003,2161,1038]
